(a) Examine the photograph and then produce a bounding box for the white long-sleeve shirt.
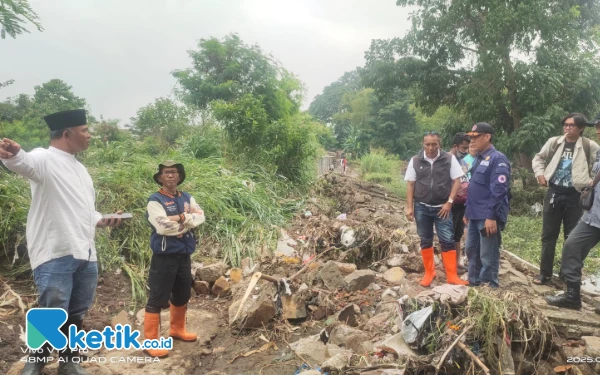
[147,196,205,236]
[1,147,102,269]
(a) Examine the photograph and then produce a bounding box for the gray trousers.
[561,220,600,283]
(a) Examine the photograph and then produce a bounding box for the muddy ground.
[3,172,600,375]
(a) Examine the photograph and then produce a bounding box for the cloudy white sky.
[1,0,411,124]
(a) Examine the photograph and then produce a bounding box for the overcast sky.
[1,0,411,124]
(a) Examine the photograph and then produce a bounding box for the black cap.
[467,122,494,136]
[153,160,186,186]
[44,109,87,131]
[587,113,600,127]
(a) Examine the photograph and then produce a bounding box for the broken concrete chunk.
[381,288,398,301]
[329,324,371,354]
[212,276,231,297]
[228,285,276,328]
[376,333,416,357]
[229,268,243,283]
[583,336,600,357]
[193,280,211,295]
[387,253,424,273]
[197,262,228,282]
[337,304,361,327]
[383,267,406,284]
[322,353,350,372]
[320,261,347,291]
[335,262,357,275]
[345,269,376,291]
[282,293,307,320]
[290,336,328,366]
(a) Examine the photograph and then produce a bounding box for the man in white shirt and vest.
[404,131,468,287]
[0,109,121,375]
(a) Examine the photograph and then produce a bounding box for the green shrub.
[364,173,393,184]
[0,140,298,306]
[359,149,401,175]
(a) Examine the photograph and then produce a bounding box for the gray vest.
[412,151,453,205]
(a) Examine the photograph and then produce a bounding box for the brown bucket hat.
[153,160,186,185]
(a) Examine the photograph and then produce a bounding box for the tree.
[173,34,303,123]
[0,79,88,149]
[367,0,600,166]
[308,70,362,124]
[0,0,43,39]
[130,98,192,145]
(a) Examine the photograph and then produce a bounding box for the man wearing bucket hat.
[547,113,600,312]
[0,109,122,375]
[143,161,205,357]
[464,122,511,288]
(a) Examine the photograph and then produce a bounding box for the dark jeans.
[32,252,98,320]
[146,253,192,313]
[540,189,582,278]
[465,219,504,288]
[451,204,466,243]
[414,203,455,251]
[561,220,600,284]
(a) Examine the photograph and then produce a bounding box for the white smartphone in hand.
[102,213,133,219]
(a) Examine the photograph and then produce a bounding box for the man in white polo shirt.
[0,109,121,375]
[404,131,468,287]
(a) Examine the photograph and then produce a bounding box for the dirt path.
[3,173,600,375]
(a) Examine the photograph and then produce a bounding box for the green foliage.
[213,97,319,183]
[310,68,422,159]
[503,216,600,276]
[174,34,319,184]
[366,0,600,163]
[0,0,43,39]
[0,140,300,304]
[359,149,400,175]
[181,124,224,159]
[363,173,393,184]
[91,119,130,143]
[0,79,88,150]
[129,97,192,146]
[358,150,407,199]
[173,33,303,123]
[308,70,362,124]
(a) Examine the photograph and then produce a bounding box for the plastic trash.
[340,226,356,247]
[336,213,347,220]
[402,305,434,345]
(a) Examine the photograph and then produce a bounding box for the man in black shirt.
[531,113,599,285]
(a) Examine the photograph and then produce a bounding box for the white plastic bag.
[402,305,433,345]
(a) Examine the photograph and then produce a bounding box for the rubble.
[382,267,405,284]
[344,270,376,291]
[193,280,211,295]
[319,261,347,290]
[583,336,600,357]
[229,268,243,283]
[337,304,361,327]
[289,336,328,365]
[211,276,231,297]
[197,262,227,282]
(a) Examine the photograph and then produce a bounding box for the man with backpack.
[448,132,471,274]
[532,113,599,286]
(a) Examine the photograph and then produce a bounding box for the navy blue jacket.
[465,146,511,224]
[147,190,197,255]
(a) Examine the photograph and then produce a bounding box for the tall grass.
[502,215,600,275]
[359,149,408,199]
[0,138,303,305]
